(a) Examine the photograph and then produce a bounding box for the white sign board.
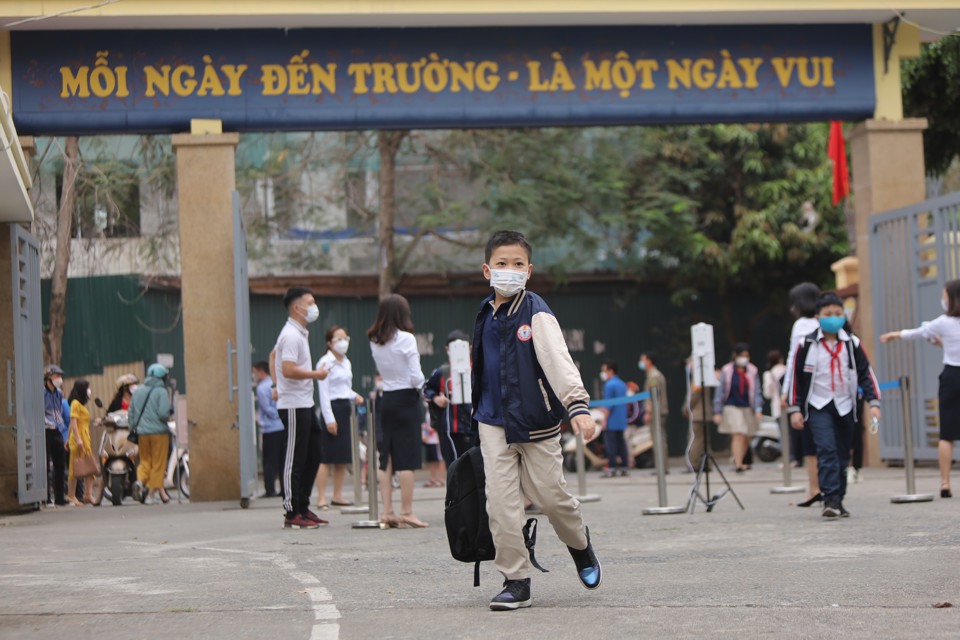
[690,323,718,387]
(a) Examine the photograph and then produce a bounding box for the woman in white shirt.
[881,280,960,498]
[368,294,428,528]
[783,282,823,507]
[315,325,364,510]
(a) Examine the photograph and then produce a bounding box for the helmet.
[146,363,168,379]
[43,364,64,379]
[116,373,139,388]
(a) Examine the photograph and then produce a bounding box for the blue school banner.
[10,25,875,134]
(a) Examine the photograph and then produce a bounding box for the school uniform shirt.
[275,318,315,410]
[255,377,284,435]
[316,350,358,425]
[369,331,425,392]
[900,315,960,366]
[807,337,854,415]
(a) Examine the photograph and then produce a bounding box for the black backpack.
[444,446,547,586]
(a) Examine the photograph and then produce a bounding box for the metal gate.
[232,193,258,506]
[10,225,46,504]
[871,191,960,461]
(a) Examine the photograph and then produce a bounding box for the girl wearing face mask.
[713,343,763,473]
[315,326,364,510]
[881,279,960,499]
[108,373,139,413]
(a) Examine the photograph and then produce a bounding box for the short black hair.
[446,330,469,345]
[602,360,619,374]
[766,350,783,369]
[253,361,270,374]
[641,352,657,366]
[283,287,313,309]
[485,230,532,263]
[789,282,821,319]
[816,292,844,312]
[733,342,750,356]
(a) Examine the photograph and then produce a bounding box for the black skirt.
[319,399,354,465]
[378,389,423,472]
[939,365,960,442]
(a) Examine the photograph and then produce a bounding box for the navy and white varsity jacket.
[786,328,881,421]
[471,290,591,444]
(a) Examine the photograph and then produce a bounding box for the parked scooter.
[163,421,190,499]
[751,415,782,463]
[97,409,139,506]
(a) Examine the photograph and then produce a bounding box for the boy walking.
[787,293,881,518]
[471,230,602,611]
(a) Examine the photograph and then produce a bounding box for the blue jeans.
[604,429,629,469]
[806,403,853,502]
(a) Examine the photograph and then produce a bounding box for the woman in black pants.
[882,279,960,498]
[368,294,428,528]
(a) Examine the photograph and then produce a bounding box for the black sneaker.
[839,504,851,518]
[822,500,841,518]
[568,527,602,590]
[489,578,531,611]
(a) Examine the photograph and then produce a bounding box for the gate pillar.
[172,127,241,502]
[850,118,927,466]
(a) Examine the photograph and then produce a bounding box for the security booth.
[1,3,955,501]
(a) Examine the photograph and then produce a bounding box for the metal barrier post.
[574,431,601,503]
[643,387,686,515]
[770,401,803,494]
[353,396,385,528]
[891,376,934,504]
[341,405,369,514]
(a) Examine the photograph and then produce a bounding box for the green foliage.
[903,38,960,176]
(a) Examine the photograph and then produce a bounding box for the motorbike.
[561,409,657,472]
[751,415,783,463]
[163,420,190,499]
[97,409,139,506]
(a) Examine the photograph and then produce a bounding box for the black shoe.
[797,493,822,508]
[839,504,850,518]
[567,527,602,590]
[941,487,953,499]
[822,499,841,518]
[490,578,531,611]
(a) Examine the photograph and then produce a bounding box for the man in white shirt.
[271,287,330,530]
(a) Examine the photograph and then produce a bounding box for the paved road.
[1,463,957,639]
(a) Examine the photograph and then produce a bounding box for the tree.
[43,136,80,366]
[377,130,407,297]
[903,38,960,176]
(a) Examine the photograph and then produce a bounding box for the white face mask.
[488,268,528,297]
[600,371,609,381]
[332,338,350,355]
[735,357,749,368]
[87,388,93,399]
[943,297,949,312]
[303,304,319,323]
[53,377,63,389]
[129,384,137,394]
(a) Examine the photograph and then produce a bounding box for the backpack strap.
[523,518,549,574]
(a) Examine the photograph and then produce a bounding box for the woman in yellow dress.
[67,379,101,506]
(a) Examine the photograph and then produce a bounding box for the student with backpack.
[469,230,602,611]
[424,330,477,469]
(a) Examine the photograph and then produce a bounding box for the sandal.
[400,513,429,528]
[380,512,401,528]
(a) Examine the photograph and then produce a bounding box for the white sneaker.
[143,495,158,506]
[854,469,863,483]
[846,467,857,485]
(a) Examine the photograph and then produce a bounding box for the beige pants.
[479,423,588,580]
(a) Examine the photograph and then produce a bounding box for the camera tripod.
[686,355,744,513]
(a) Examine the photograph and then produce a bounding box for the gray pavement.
[1,461,958,639]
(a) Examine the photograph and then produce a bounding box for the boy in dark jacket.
[423,330,477,469]
[787,293,882,518]
[472,230,602,611]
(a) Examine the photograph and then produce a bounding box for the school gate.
[0,3,951,506]
[871,192,960,462]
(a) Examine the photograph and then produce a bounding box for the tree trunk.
[377,131,406,298]
[44,136,80,366]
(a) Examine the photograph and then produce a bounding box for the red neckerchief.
[822,339,844,392]
[736,368,745,395]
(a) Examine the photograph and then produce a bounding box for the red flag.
[827,121,850,206]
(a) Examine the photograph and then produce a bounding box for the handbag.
[73,453,101,478]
